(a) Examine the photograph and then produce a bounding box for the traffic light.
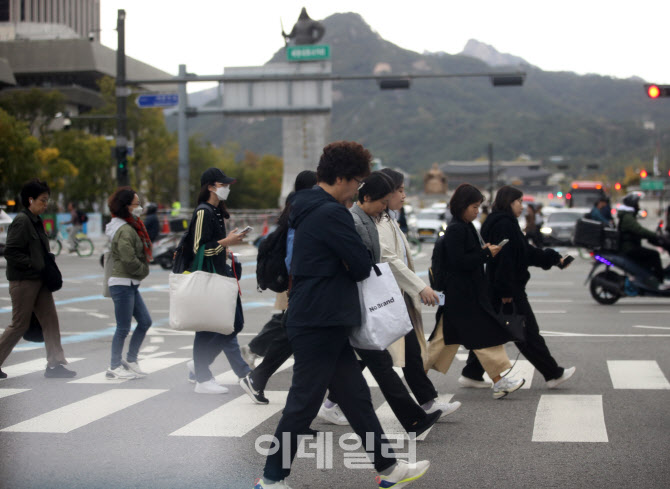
[645,84,670,98]
[614,182,622,191]
[116,146,129,184]
[640,169,648,178]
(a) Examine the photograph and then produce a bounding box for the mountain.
[459,39,531,68]
[169,12,669,177]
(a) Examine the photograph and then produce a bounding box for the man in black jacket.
[255,142,430,489]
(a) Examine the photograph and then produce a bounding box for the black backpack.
[77,210,88,223]
[256,224,289,293]
[429,233,448,292]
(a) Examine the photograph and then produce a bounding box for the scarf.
[120,214,153,262]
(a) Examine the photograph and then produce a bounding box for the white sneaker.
[121,359,147,378]
[240,345,259,370]
[424,399,462,419]
[253,478,293,488]
[186,360,196,384]
[194,379,229,394]
[317,403,349,426]
[458,375,493,388]
[106,366,138,380]
[376,459,430,488]
[492,377,525,399]
[546,366,576,389]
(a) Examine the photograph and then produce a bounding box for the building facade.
[0,0,100,41]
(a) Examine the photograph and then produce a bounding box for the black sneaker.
[44,365,77,378]
[407,410,441,439]
[239,373,269,405]
[0,368,7,379]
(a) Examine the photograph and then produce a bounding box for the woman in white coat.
[377,168,461,417]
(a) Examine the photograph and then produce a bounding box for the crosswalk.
[1,351,668,444]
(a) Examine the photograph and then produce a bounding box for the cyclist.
[63,202,83,253]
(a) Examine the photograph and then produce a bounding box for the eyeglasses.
[353,177,365,191]
[37,197,50,204]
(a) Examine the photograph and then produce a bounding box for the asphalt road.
[0,242,669,489]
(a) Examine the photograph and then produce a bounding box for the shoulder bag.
[168,244,238,335]
[498,302,526,344]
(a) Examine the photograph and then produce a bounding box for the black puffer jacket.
[286,187,372,328]
[481,210,561,299]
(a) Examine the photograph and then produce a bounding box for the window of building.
[0,0,10,22]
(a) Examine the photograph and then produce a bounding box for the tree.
[0,109,40,203]
[35,147,78,195]
[0,89,65,138]
[49,130,116,210]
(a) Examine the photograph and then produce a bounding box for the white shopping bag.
[350,263,413,350]
[169,271,238,335]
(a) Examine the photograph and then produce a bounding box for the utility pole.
[488,143,494,205]
[177,64,189,206]
[115,9,129,187]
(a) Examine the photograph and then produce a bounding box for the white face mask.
[132,206,143,217]
[215,186,230,201]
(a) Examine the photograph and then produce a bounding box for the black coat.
[481,211,561,299]
[441,218,509,349]
[286,187,372,328]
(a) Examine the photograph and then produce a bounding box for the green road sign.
[640,179,664,190]
[287,44,330,62]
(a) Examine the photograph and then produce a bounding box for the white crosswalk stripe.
[1,389,166,433]
[607,360,670,389]
[0,388,30,399]
[170,391,289,437]
[532,395,608,442]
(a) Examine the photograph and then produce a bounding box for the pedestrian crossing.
[1,354,668,444]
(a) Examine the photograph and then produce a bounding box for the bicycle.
[48,229,94,257]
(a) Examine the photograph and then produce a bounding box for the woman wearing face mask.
[185,168,251,394]
[104,187,153,379]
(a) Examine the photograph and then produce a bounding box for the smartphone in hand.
[498,239,509,247]
[240,226,253,234]
[558,255,575,269]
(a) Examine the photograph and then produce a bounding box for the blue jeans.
[193,331,251,382]
[109,284,152,369]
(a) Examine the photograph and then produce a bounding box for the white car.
[0,209,13,256]
[415,209,448,241]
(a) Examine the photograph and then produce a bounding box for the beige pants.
[425,317,511,379]
[0,279,67,368]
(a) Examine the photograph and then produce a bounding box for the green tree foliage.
[0,109,40,203]
[0,88,65,138]
[49,130,116,210]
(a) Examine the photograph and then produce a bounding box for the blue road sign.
[136,93,179,108]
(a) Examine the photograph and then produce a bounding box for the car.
[0,209,13,256]
[539,208,591,246]
[415,209,448,241]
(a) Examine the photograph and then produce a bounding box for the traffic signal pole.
[115,9,129,187]
[177,64,189,207]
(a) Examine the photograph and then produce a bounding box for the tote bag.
[168,245,238,335]
[350,263,413,351]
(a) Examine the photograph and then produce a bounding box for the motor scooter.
[151,233,181,270]
[586,228,670,304]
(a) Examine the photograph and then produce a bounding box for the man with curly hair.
[254,142,430,489]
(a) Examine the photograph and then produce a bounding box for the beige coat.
[377,214,428,367]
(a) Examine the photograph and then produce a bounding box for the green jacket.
[618,210,656,254]
[111,223,150,281]
[4,209,49,281]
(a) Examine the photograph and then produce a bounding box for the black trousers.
[625,247,664,282]
[250,327,293,391]
[461,294,563,382]
[263,326,395,482]
[356,348,428,432]
[402,329,438,405]
[249,313,286,357]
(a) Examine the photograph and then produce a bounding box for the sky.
[100,0,669,92]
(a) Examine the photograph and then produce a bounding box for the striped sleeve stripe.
[192,210,205,253]
[204,245,224,256]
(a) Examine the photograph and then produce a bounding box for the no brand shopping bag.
[169,245,238,335]
[350,263,413,350]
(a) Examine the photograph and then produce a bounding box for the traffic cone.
[162,216,170,234]
[261,218,269,236]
